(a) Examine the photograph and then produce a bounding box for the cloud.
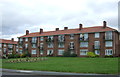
[1,0,119,40]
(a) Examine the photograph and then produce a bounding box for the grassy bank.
[2,57,119,74]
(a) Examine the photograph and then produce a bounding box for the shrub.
[87,52,96,58]
[105,55,113,58]
[14,54,20,58]
[7,54,15,59]
[70,53,77,57]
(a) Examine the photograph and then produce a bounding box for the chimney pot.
[56,28,59,31]
[103,21,107,28]
[64,27,68,30]
[40,28,43,34]
[79,24,83,30]
[26,30,29,35]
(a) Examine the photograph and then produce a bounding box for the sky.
[1,0,119,41]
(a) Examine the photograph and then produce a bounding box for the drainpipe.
[113,31,116,56]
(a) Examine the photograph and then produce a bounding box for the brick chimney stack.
[40,28,43,34]
[79,24,83,30]
[26,30,29,35]
[56,28,59,31]
[11,38,14,41]
[103,21,107,28]
[64,27,68,30]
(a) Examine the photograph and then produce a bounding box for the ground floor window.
[58,49,64,55]
[95,50,100,55]
[80,49,88,55]
[31,50,36,54]
[40,50,44,55]
[19,50,23,54]
[105,49,113,55]
[47,50,53,55]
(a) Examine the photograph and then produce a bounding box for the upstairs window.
[40,37,44,41]
[32,37,37,43]
[48,43,53,48]
[95,33,100,38]
[80,42,88,47]
[58,43,64,48]
[48,36,53,40]
[69,42,74,49]
[4,44,6,47]
[40,43,44,47]
[25,44,28,48]
[20,38,23,41]
[32,44,36,48]
[105,41,112,47]
[70,34,74,39]
[80,33,88,41]
[94,41,100,49]
[0,43,2,48]
[8,44,13,48]
[25,38,28,42]
[105,31,112,40]
[58,35,64,42]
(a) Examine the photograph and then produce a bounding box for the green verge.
[2,57,119,74]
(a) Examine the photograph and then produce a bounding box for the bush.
[105,55,113,58]
[63,51,77,57]
[87,52,96,58]
[70,53,77,57]
[7,54,15,59]
[14,54,20,58]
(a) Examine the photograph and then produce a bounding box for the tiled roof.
[19,26,117,38]
[0,39,17,44]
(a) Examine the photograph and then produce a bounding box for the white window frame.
[95,33,100,38]
[19,50,22,53]
[105,31,112,40]
[58,35,64,41]
[58,43,64,48]
[58,49,64,55]
[31,50,36,54]
[25,38,28,41]
[47,50,53,55]
[25,44,28,48]
[70,42,74,49]
[4,44,6,47]
[95,50,100,55]
[32,44,36,48]
[105,49,113,55]
[105,41,112,47]
[40,50,44,55]
[80,42,88,47]
[80,49,88,55]
[70,34,74,39]
[40,37,44,41]
[48,43,53,48]
[0,43,2,48]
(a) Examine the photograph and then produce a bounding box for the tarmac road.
[1,69,119,77]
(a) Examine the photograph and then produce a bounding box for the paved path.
[1,68,119,77]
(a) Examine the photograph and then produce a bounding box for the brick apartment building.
[18,21,120,57]
[0,38,18,57]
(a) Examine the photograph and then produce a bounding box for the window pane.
[80,49,88,55]
[95,33,100,38]
[105,41,112,47]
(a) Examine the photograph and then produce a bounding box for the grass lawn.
[2,57,119,74]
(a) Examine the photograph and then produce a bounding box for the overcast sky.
[1,0,119,41]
